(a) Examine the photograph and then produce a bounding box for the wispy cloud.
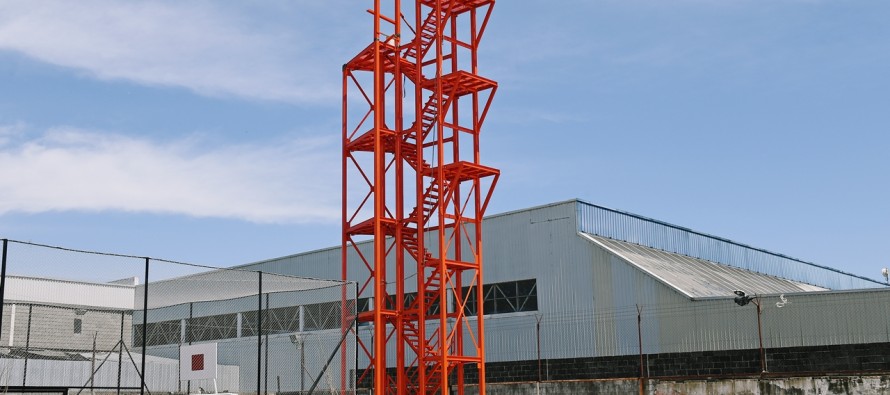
[0,126,340,223]
[491,107,586,125]
[0,122,27,147]
[0,1,343,104]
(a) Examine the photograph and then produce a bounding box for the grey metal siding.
[481,201,598,362]
[0,357,239,392]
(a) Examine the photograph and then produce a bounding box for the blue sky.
[0,1,888,282]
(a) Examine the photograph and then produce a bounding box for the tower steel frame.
[342,1,498,394]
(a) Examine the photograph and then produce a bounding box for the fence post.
[354,281,359,393]
[188,302,194,394]
[637,304,644,395]
[535,314,543,383]
[264,293,269,395]
[0,239,7,340]
[257,271,263,395]
[755,299,766,373]
[140,258,150,395]
[118,311,124,395]
[23,304,32,386]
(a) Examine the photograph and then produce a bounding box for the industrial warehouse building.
[4,199,890,393]
[228,199,890,384]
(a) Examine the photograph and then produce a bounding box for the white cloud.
[0,122,27,147]
[492,107,585,125]
[0,1,343,104]
[0,126,340,223]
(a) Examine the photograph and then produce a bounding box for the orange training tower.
[342,0,498,393]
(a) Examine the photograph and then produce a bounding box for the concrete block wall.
[647,349,761,377]
[357,342,890,389]
[2,303,131,352]
[766,343,890,373]
[466,342,890,383]
[462,376,890,395]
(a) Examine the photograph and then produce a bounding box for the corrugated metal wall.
[0,355,239,392]
[146,330,347,393]
[479,201,598,362]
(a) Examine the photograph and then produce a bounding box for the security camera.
[733,290,754,306]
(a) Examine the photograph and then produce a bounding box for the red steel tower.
[342,1,498,394]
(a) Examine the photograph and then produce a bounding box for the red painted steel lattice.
[342,1,498,394]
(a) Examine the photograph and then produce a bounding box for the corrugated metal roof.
[3,275,135,309]
[138,269,349,310]
[582,233,826,298]
[576,199,884,290]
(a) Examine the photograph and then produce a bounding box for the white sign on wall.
[180,343,218,381]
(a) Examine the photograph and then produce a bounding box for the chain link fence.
[0,239,357,395]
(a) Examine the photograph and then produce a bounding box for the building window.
[463,279,538,316]
[189,314,238,342]
[357,298,371,313]
[74,318,82,334]
[264,306,301,334]
[134,320,183,347]
[357,292,441,317]
[303,301,341,331]
[357,279,538,318]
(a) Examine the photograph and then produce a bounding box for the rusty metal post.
[755,298,766,373]
[637,304,644,395]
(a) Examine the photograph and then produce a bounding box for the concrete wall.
[2,303,132,351]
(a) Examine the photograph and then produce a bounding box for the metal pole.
[300,337,305,392]
[535,314,542,383]
[91,332,98,395]
[257,271,263,395]
[637,304,644,395]
[264,294,269,395]
[0,239,7,339]
[188,302,193,395]
[306,317,356,395]
[118,311,124,395]
[140,258,149,395]
[354,282,359,393]
[756,299,766,373]
[22,304,32,386]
